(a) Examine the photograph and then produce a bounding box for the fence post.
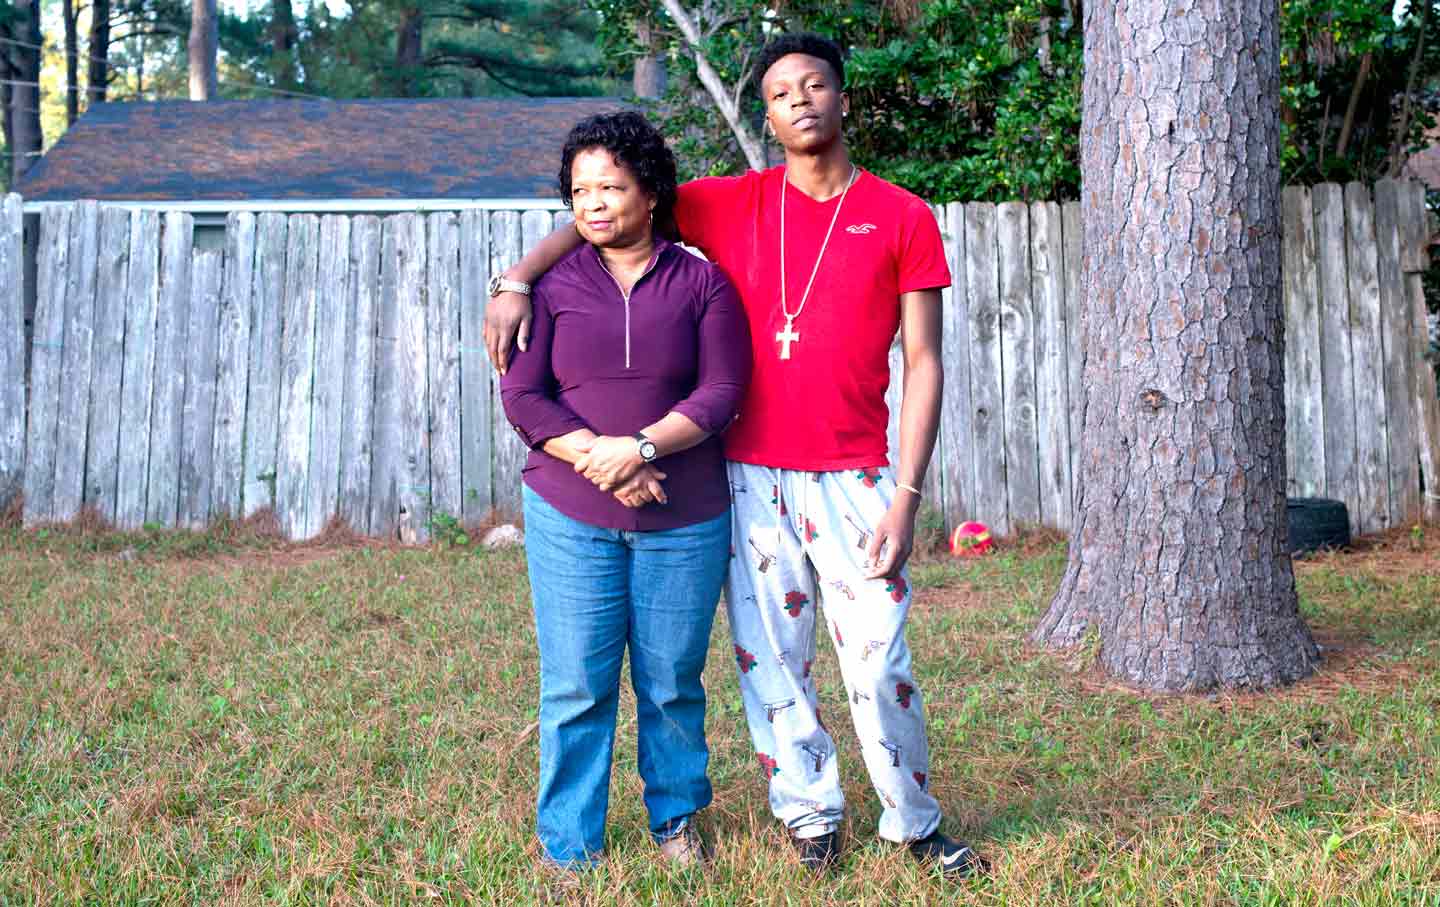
[0,195,23,516]
[1399,182,1440,525]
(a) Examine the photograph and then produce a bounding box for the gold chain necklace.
[776,165,858,360]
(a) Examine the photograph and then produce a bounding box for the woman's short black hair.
[558,111,677,230]
[753,32,846,96]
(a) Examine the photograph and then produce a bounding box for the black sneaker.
[791,830,841,874]
[908,831,987,878]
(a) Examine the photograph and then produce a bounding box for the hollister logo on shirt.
[846,223,878,234]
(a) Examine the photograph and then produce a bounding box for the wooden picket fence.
[1,181,1437,542]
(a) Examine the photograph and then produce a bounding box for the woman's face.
[570,147,656,250]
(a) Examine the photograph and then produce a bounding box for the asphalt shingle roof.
[15,96,627,202]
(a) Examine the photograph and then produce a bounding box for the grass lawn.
[1,518,1437,905]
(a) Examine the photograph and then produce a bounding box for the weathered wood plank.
[1,195,28,514]
[922,203,946,508]
[459,210,493,525]
[490,210,527,516]
[177,249,224,529]
[939,202,974,530]
[885,335,903,471]
[428,212,463,528]
[1312,184,1359,532]
[21,205,70,525]
[211,212,256,520]
[83,207,132,523]
[997,201,1039,529]
[304,215,352,539]
[115,210,160,530]
[1282,185,1326,499]
[1343,182,1389,535]
[1031,200,1070,531]
[340,216,381,533]
[242,213,287,518]
[1061,200,1083,508]
[1373,180,1420,524]
[371,214,430,541]
[1399,182,1440,525]
[275,214,321,540]
[145,211,194,527]
[396,214,431,543]
[965,202,1009,535]
[52,200,100,522]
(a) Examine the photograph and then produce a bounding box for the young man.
[485,33,985,879]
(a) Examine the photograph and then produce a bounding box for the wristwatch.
[634,432,658,464]
[487,274,532,298]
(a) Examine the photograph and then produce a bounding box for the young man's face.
[761,52,848,155]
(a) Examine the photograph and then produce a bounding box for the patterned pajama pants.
[724,461,943,844]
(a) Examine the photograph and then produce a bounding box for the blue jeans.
[522,486,730,868]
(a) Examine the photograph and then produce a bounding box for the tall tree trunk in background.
[189,0,219,100]
[394,8,423,97]
[10,0,44,182]
[270,0,299,90]
[1,41,13,189]
[88,0,112,104]
[1334,51,1371,160]
[1030,0,1318,691]
[632,18,667,98]
[63,0,79,124]
[1388,0,1429,178]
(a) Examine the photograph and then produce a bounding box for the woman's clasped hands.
[575,436,668,509]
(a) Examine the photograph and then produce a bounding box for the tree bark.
[270,0,299,90]
[1031,0,1319,692]
[1387,0,1429,178]
[394,7,423,97]
[656,0,765,170]
[64,0,79,124]
[10,0,44,182]
[88,0,112,104]
[1333,51,1371,161]
[1,39,12,189]
[632,18,667,99]
[189,0,219,100]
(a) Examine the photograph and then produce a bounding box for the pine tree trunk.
[270,0,299,90]
[394,8,424,97]
[10,0,43,182]
[63,0,79,124]
[1031,0,1319,691]
[1,45,12,189]
[189,0,219,100]
[88,0,111,104]
[632,19,667,99]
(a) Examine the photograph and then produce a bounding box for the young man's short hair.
[753,32,846,95]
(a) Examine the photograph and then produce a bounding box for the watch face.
[487,275,501,296]
[640,441,657,461]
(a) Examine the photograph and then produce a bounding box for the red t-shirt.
[675,166,950,470]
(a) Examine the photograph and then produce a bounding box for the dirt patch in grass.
[1295,523,1440,581]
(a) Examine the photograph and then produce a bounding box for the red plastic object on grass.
[949,521,995,556]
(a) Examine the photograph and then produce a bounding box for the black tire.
[1287,497,1350,555]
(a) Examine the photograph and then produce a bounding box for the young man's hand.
[864,496,920,580]
[484,291,533,375]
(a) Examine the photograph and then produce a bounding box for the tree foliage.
[596,0,1436,204]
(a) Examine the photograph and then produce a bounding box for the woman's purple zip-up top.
[500,237,752,531]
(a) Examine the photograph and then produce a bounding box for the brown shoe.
[657,822,710,867]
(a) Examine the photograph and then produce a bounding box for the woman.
[500,111,751,870]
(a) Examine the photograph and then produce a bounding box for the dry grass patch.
[0,524,1437,904]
